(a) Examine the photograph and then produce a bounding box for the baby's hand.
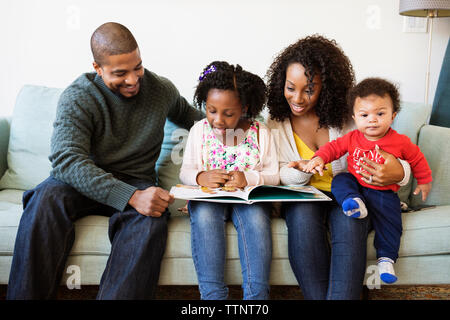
[303,157,325,176]
[287,160,310,172]
[413,182,432,201]
[288,157,326,175]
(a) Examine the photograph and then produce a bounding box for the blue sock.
[377,257,398,284]
[342,197,368,219]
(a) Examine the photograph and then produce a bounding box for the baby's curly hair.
[194,61,267,119]
[266,35,355,129]
[347,77,401,114]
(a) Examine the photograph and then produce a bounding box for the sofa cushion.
[410,125,450,207]
[0,85,62,191]
[2,187,448,262]
[367,205,450,260]
[392,101,431,204]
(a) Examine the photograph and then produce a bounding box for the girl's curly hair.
[266,35,355,129]
[194,61,267,120]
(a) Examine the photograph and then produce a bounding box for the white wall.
[1,0,449,117]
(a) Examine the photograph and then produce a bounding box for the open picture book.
[169,184,332,204]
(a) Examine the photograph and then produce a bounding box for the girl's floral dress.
[201,119,260,172]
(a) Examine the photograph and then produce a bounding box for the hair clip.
[199,65,217,81]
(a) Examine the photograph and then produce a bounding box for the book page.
[170,184,251,201]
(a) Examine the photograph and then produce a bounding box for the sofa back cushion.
[392,101,431,204]
[0,85,62,191]
[155,120,190,216]
[410,125,450,207]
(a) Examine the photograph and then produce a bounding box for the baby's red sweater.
[314,128,432,191]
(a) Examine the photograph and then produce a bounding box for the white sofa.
[0,85,449,292]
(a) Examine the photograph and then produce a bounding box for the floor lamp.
[399,0,450,106]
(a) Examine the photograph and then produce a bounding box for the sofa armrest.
[0,117,10,178]
[410,124,450,207]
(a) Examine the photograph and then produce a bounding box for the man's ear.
[93,61,102,76]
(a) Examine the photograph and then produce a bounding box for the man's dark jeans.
[7,176,169,299]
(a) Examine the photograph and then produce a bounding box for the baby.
[289,77,432,284]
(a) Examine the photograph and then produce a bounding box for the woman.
[265,35,410,299]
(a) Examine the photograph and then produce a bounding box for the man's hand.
[128,186,175,217]
[196,169,230,188]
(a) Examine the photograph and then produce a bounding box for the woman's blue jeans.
[188,200,272,300]
[7,176,169,300]
[282,196,369,300]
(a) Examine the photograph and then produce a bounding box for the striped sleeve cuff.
[106,180,138,211]
[397,158,411,187]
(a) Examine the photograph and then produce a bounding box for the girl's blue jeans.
[281,193,370,300]
[188,200,272,300]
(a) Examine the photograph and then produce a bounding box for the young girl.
[180,61,279,300]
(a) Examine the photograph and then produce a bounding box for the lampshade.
[399,0,450,17]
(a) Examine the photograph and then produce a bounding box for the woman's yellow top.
[293,132,333,192]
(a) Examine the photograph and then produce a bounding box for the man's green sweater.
[49,69,203,211]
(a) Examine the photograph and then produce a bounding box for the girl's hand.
[356,146,405,186]
[413,182,432,201]
[224,171,247,188]
[196,169,230,188]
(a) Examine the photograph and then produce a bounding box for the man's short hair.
[90,22,138,66]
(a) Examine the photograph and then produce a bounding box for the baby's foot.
[377,257,398,284]
[342,197,368,219]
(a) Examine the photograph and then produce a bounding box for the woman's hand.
[196,169,230,188]
[356,145,405,186]
[224,171,248,188]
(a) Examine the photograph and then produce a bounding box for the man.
[7,22,203,299]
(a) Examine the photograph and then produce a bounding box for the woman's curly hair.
[266,35,355,130]
[194,61,267,120]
